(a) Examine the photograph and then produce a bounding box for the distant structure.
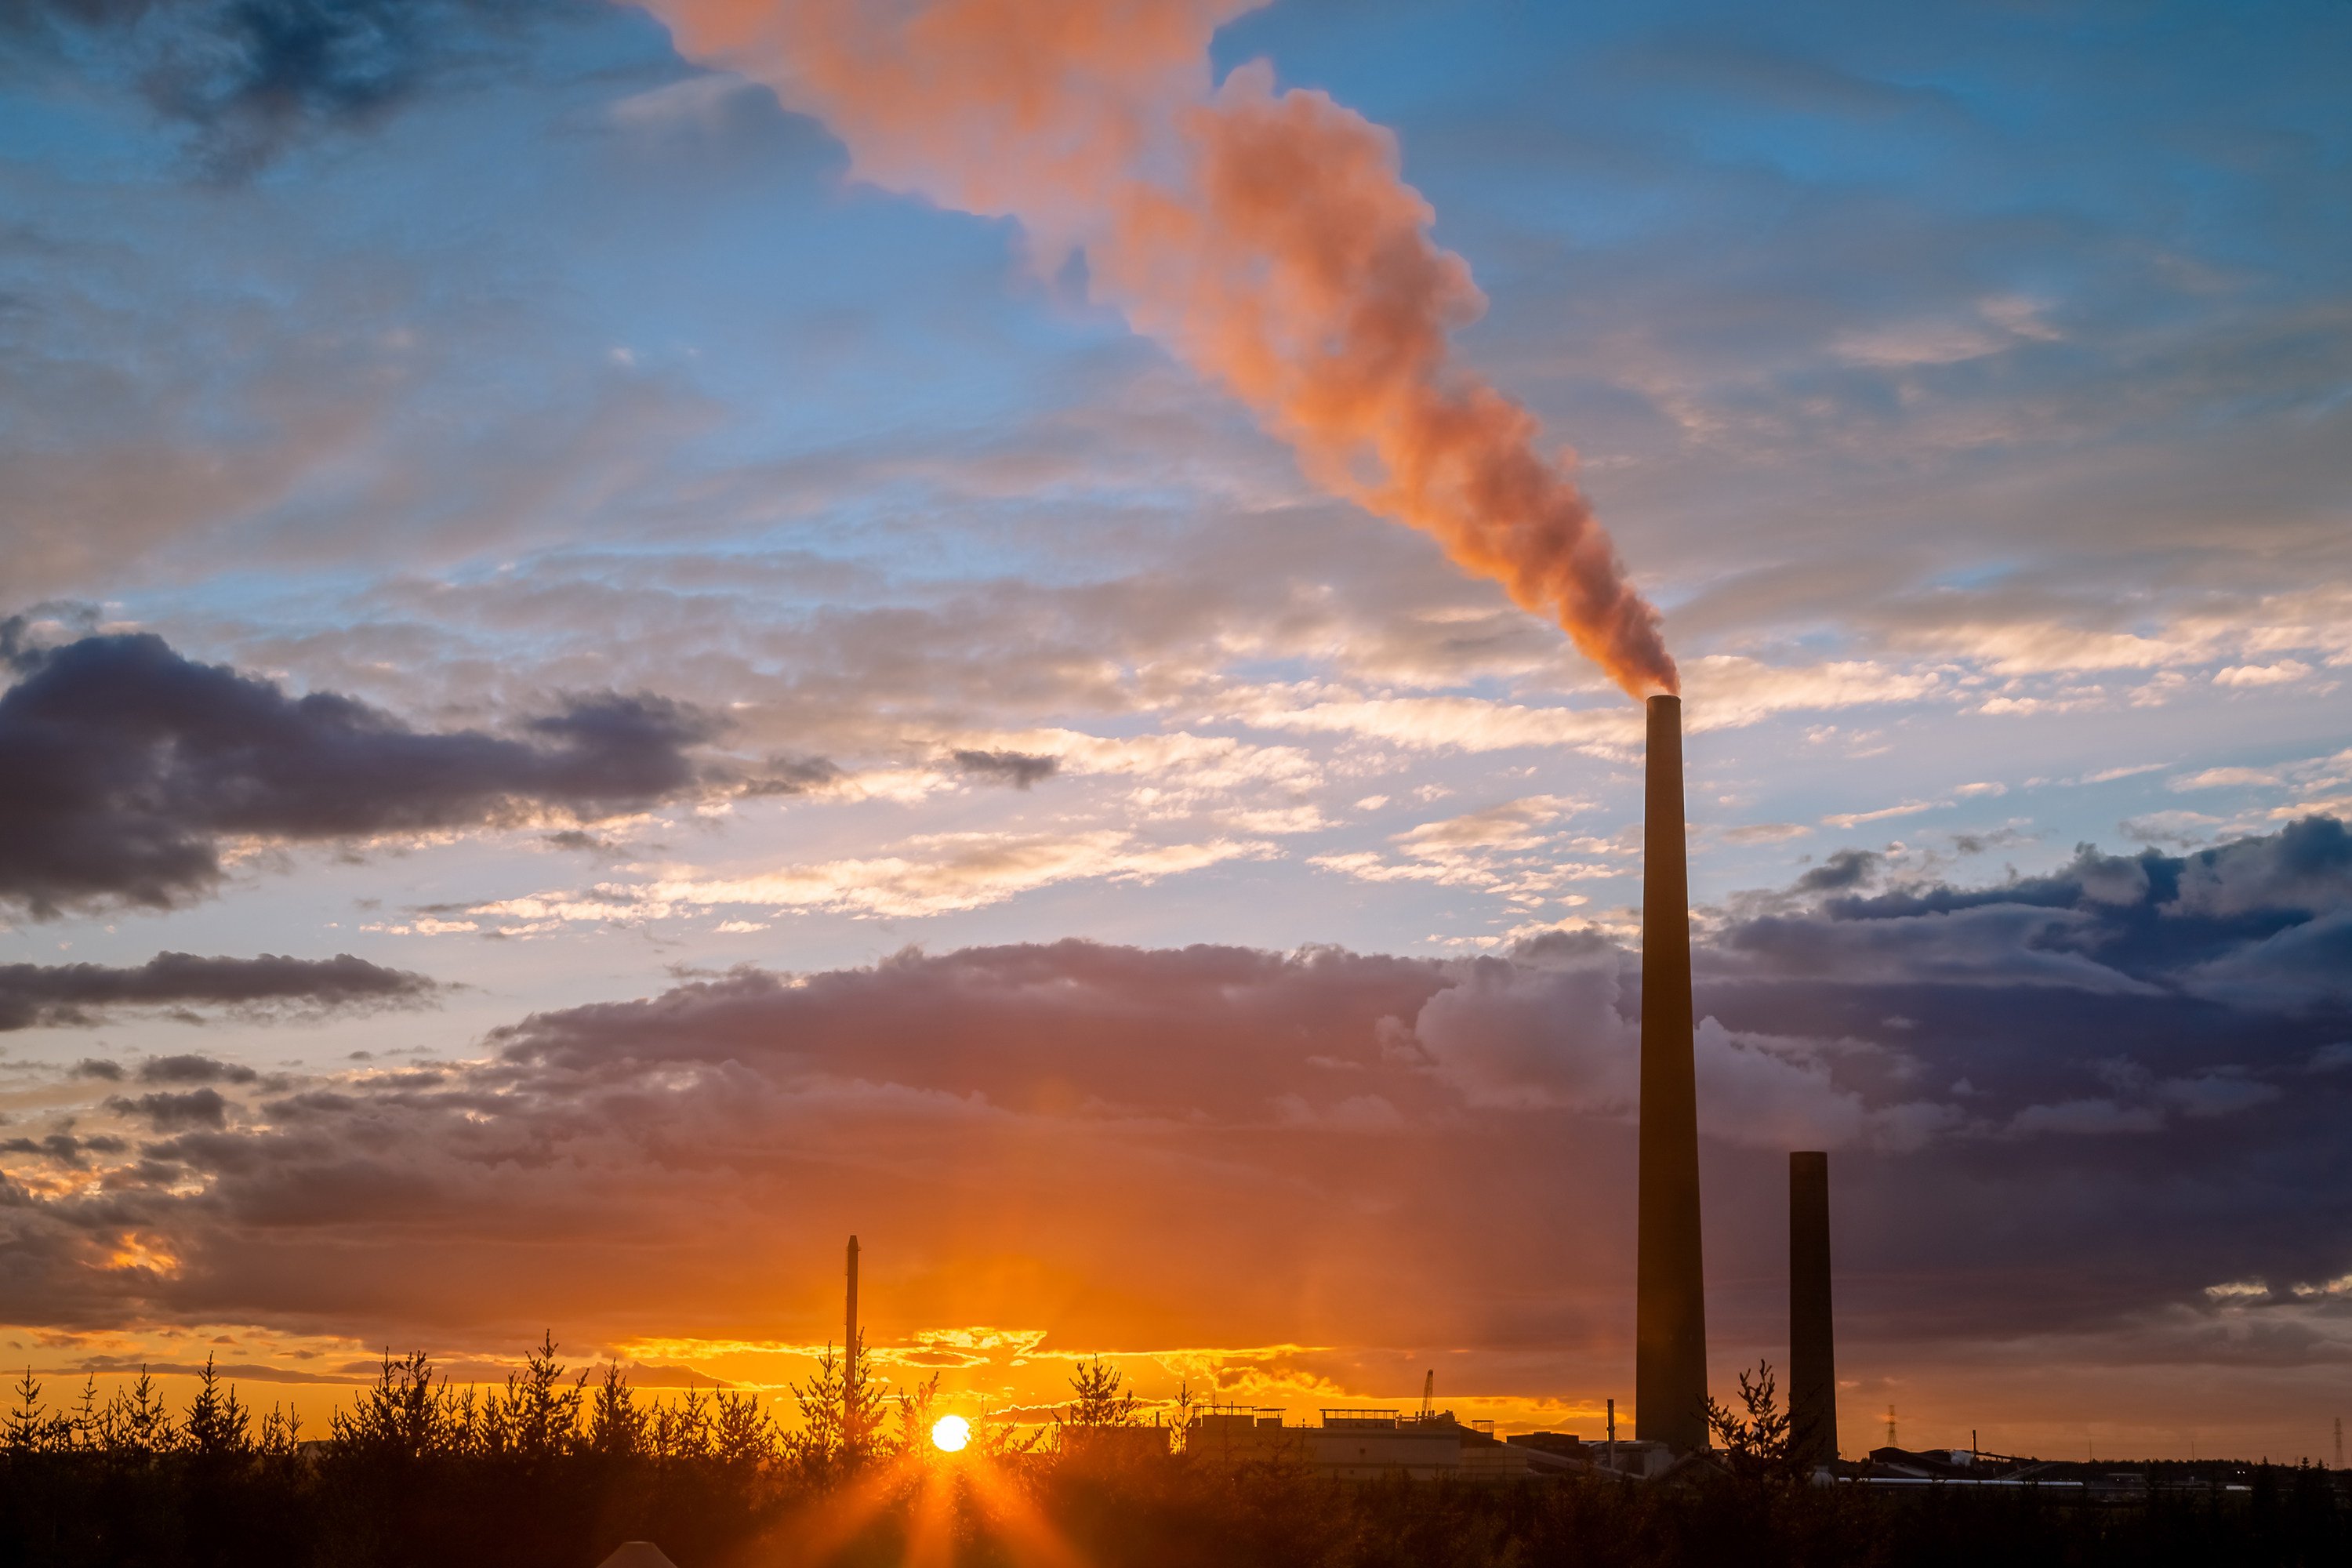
[596,1545,678,1568]
[1189,1406,1537,1481]
[1062,1424,1174,1464]
[1789,1151,1838,1466]
[845,1234,861,1447]
[1637,693,1708,1453]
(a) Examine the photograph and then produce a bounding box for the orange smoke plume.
[642,0,1679,698]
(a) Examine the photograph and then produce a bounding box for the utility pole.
[2335,1416,2343,1470]
[844,1235,860,1452]
[1606,1398,1617,1474]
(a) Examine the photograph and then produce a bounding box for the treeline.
[2,1334,906,1468]
[2,1342,2347,1568]
[0,1334,919,1567]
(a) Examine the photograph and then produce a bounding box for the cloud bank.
[0,626,728,916]
[2,819,2341,1414]
[0,951,434,1031]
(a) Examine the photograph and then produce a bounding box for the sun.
[930,1413,971,1453]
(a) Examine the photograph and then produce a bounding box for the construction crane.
[1419,1370,1435,1421]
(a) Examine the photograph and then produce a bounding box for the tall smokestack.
[844,1234,861,1447]
[1636,693,1708,1452]
[1789,1152,1838,1468]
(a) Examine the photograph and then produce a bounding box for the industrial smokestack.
[1636,693,1708,1453]
[1789,1152,1838,1468]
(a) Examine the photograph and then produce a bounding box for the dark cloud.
[949,749,1061,789]
[1733,817,2352,1001]
[104,1086,230,1130]
[1794,847,1881,893]
[2,0,589,176]
[137,1053,259,1083]
[0,1131,128,1168]
[541,829,620,855]
[0,952,436,1031]
[0,627,724,916]
[1687,816,2352,1350]
[737,756,842,797]
[69,1058,125,1080]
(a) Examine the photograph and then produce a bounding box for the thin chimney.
[844,1234,860,1446]
[1636,693,1708,1452]
[1789,1151,1838,1468]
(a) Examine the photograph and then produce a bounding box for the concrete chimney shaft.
[1636,694,1708,1452]
[1789,1152,1837,1467]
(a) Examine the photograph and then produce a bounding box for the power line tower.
[1885,1405,1896,1448]
[2335,1416,2343,1470]
[1418,1370,1434,1421]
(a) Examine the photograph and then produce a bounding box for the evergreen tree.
[69,1374,101,1452]
[586,1361,647,1458]
[652,1379,715,1461]
[181,1352,253,1457]
[891,1370,943,1455]
[1704,1360,1796,1479]
[106,1367,176,1456]
[784,1335,887,1476]
[258,1401,302,1457]
[710,1388,774,1470]
[5,1365,47,1454]
[505,1332,586,1459]
[1061,1357,1141,1428]
[331,1349,449,1461]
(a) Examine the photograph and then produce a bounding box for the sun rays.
[742,1434,1093,1568]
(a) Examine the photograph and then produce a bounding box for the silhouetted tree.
[67,1374,101,1450]
[181,1354,252,1457]
[711,1387,776,1470]
[505,1332,587,1460]
[785,1334,890,1478]
[103,1367,175,1457]
[649,1379,715,1462]
[330,1349,451,1461]
[1170,1377,1198,1452]
[587,1362,648,1458]
[891,1370,944,1455]
[1061,1357,1141,1428]
[257,1400,302,1456]
[1705,1360,1795,1479]
[5,1366,56,1454]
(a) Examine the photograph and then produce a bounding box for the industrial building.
[1187,1407,1539,1481]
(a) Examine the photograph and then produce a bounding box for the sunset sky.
[2,0,2348,1462]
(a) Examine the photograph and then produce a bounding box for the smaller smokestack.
[844,1234,861,1446]
[1788,1152,1837,1468]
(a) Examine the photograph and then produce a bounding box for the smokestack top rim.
[1646,692,1680,713]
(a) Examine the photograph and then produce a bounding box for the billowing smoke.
[641,0,1678,699]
